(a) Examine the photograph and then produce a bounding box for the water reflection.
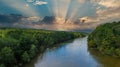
[89,49,120,67]
[25,37,120,67]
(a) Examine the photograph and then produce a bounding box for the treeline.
[0,28,86,67]
[88,21,120,57]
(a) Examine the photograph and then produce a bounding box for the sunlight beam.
[66,0,83,22]
[58,0,71,19]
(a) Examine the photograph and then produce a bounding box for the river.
[25,37,120,67]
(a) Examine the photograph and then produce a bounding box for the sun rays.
[0,0,120,30]
[0,0,96,24]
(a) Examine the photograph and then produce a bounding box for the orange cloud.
[98,0,120,8]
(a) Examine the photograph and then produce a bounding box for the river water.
[25,37,120,67]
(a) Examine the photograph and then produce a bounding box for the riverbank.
[24,37,120,67]
[0,28,87,67]
[88,21,120,57]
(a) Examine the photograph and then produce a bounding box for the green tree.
[0,64,5,67]
[22,51,30,63]
[88,21,120,57]
[0,47,15,66]
[0,28,86,67]
[29,45,38,58]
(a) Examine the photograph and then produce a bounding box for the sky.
[0,0,120,30]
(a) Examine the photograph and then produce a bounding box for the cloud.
[0,0,120,30]
[96,0,120,22]
[78,0,86,4]
[96,8,120,22]
[26,0,35,3]
[25,4,29,7]
[98,0,120,8]
[79,16,99,23]
[26,0,47,6]
[86,0,120,23]
[33,1,47,5]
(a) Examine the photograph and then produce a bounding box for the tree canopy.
[0,28,86,67]
[88,21,120,57]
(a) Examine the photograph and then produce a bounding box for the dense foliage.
[88,21,120,57]
[0,28,86,67]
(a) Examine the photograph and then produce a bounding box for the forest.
[88,21,120,57]
[0,28,86,67]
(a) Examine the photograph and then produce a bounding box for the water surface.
[25,37,120,67]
